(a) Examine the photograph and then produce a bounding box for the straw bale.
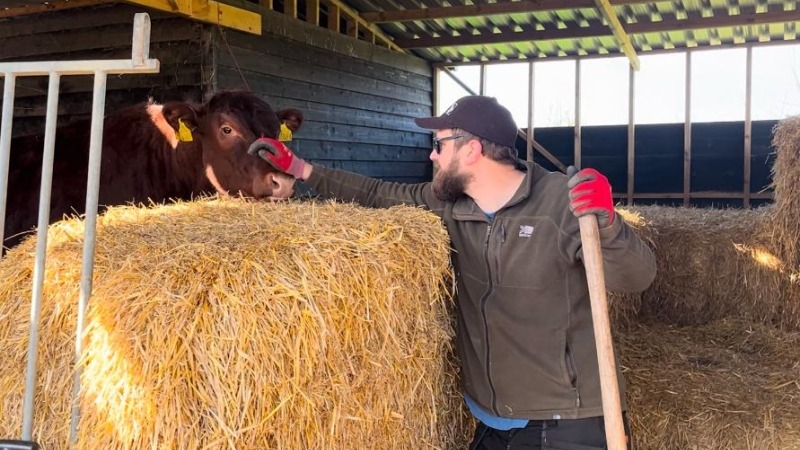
[606,209,650,329]
[0,199,472,449]
[620,319,800,449]
[769,116,800,268]
[608,206,800,329]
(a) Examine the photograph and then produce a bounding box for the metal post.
[627,65,635,205]
[131,12,151,67]
[743,46,753,208]
[527,61,535,162]
[68,70,108,448]
[683,50,692,207]
[0,74,16,247]
[21,73,60,441]
[574,59,582,169]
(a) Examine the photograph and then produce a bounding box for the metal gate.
[0,13,160,449]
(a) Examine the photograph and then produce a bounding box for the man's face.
[430,130,472,201]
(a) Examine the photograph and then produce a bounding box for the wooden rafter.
[122,0,262,34]
[361,0,647,24]
[323,0,406,52]
[394,8,800,49]
[0,0,114,18]
[593,0,639,70]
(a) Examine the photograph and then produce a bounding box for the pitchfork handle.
[577,214,627,450]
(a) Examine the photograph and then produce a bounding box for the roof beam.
[0,0,114,18]
[396,20,612,48]
[361,0,646,24]
[593,0,639,70]
[394,8,800,49]
[323,0,406,52]
[122,0,262,34]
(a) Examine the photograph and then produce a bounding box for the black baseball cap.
[414,96,519,148]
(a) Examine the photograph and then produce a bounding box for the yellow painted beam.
[593,0,639,70]
[122,0,261,35]
[323,0,404,52]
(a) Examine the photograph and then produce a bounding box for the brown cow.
[3,90,296,250]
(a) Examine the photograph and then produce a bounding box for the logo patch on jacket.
[518,225,535,238]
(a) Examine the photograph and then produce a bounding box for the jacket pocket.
[560,341,581,407]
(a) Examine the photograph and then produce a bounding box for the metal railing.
[0,13,160,448]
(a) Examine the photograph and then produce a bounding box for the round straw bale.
[619,319,800,449]
[0,199,472,449]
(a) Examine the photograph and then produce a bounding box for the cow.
[3,90,296,250]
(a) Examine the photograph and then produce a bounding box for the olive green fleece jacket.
[304,161,656,420]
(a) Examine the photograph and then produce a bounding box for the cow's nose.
[266,172,295,199]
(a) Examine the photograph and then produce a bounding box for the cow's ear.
[161,102,200,139]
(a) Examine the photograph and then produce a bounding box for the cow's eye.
[221,126,233,135]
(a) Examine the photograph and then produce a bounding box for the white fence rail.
[0,13,160,448]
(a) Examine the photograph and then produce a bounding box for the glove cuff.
[287,155,306,179]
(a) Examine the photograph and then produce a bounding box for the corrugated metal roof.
[3,0,798,64]
[346,0,800,64]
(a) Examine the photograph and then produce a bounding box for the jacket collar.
[451,160,543,221]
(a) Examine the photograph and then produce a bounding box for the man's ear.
[464,139,483,164]
[161,102,200,141]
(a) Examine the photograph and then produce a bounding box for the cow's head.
[161,91,295,199]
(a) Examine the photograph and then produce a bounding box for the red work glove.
[247,137,306,179]
[566,166,615,228]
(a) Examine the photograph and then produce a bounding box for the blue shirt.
[465,394,529,431]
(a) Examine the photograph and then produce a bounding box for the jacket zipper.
[565,343,581,407]
[480,223,500,415]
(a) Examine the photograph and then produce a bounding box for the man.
[249,96,656,449]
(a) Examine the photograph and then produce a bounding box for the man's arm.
[249,137,445,211]
[566,167,656,293]
[305,164,444,211]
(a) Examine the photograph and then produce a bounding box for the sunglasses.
[432,135,464,154]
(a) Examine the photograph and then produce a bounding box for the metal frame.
[0,13,160,445]
[435,41,780,207]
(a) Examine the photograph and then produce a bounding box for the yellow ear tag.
[177,119,194,142]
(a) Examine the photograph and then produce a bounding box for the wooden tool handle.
[577,214,627,450]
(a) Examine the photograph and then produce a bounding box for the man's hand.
[566,166,615,228]
[248,137,306,179]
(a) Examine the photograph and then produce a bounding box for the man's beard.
[432,160,471,201]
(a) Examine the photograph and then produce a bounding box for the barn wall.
[210,8,434,183]
[0,4,210,138]
[528,120,778,208]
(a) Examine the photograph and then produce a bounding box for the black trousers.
[468,414,632,450]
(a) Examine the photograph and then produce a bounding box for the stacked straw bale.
[0,199,472,449]
[609,207,793,329]
[769,116,800,269]
[619,320,800,449]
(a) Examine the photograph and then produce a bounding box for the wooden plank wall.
[0,4,209,138]
[210,8,434,183]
